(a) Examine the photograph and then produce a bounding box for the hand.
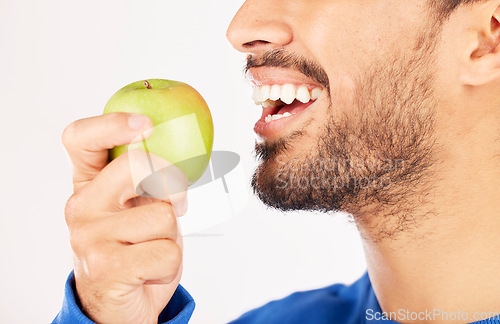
[62,113,188,324]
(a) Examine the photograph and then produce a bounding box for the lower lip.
[254,100,316,138]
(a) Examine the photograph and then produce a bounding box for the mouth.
[252,83,323,138]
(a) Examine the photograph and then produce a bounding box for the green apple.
[103,79,214,185]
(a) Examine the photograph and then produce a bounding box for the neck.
[359,134,500,323]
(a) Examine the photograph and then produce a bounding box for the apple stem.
[143,80,152,89]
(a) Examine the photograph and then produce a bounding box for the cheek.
[298,8,366,75]
[292,0,430,76]
[313,71,358,122]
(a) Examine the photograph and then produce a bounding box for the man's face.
[227,0,445,236]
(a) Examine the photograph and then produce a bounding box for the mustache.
[244,49,330,89]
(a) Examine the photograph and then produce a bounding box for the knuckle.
[105,111,124,123]
[168,245,183,280]
[83,248,112,282]
[69,220,86,244]
[162,239,182,266]
[132,203,176,239]
[75,240,121,283]
[64,193,80,226]
[153,203,177,235]
[61,121,77,149]
[68,220,94,256]
[103,112,128,134]
[155,240,182,282]
[131,206,153,228]
[155,202,174,219]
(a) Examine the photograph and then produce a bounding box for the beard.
[250,25,441,239]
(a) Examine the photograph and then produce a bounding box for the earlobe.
[462,5,500,86]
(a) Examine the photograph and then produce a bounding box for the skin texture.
[226,0,500,322]
[62,113,187,324]
[248,34,439,239]
[62,0,500,323]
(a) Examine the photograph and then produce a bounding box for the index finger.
[62,112,153,191]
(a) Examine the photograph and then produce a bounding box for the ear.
[461,4,500,86]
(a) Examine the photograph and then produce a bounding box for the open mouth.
[253,84,323,124]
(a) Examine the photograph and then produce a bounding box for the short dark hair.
[429,0,485,21]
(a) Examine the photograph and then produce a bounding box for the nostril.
[243,40,271,48]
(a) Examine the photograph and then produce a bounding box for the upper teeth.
[253,84,323,106]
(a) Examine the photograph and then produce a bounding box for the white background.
[0,1,366,323]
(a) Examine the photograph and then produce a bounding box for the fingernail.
[128,114,151,130]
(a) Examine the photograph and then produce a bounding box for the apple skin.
[103,79,214,185]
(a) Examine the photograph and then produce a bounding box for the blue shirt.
[53,272,499,323]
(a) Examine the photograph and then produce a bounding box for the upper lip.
[247,67,324,89]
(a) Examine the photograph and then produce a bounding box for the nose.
[226,0,293,55]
